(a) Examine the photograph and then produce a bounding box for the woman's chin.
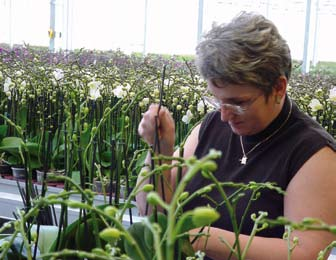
[229,122,247,135]
[230,125,257,136]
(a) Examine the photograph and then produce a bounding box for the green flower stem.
[0,230,20,259]
[205,171,242,258]
[122,88,150,114]
[18,210,33,260]
[165,150,221,260]
[318,240,336,260]
[83,98,123,183]
[83,87,149,179]
[173,211,193,237]
[285,226,293,260]
[119,161,181,219]
[241,212,268,259]
[177,184,215,210]
[126,148,148,173]
[41,249,114,260]
[22,194,146,260]
[218,235,237,257]
[47,175,93,202]
[0,114,24,138]
[91,210,102,249]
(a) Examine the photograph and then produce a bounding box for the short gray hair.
[196,12,292,95]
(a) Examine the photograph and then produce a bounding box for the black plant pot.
[0,163,12,175]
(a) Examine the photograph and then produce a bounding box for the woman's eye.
[233,101,246,106]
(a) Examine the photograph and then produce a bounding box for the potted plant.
[0,136,42,179]
[0,152,12,176]
[0,125,11,176]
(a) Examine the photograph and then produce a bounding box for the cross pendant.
[240,155,247,165]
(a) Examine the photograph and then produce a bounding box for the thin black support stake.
[149,65,168,218]
[90,137,97,186]
[33,224,41,260]
[109,107,115,205]
[123,141,133,225]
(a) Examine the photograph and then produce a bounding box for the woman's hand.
[138,104,175,156]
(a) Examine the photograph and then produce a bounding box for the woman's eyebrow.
[219,96,250,103]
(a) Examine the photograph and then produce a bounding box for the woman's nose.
[220,107,235,122]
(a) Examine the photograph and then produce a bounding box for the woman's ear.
[274,76,287,97]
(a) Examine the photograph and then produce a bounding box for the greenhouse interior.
[0,0,336,259]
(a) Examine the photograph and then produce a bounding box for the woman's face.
[207,79,280,136]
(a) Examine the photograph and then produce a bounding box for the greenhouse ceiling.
[0,0,336,65]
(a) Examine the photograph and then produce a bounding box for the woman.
[137,12,336,259]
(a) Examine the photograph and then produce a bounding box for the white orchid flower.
[182,109,193,124]
[53,68,64,81]
[329,86,336,103]
[4,77,12,92]
[308,98,323,112]
[3,77,13,99]
[142,97,150,105]
[20,80,27,88]
[15,70,23,77]
[164,79,170,86]
[88,81,102,100]
[113,85,128,99]
[197,100,205,113]
[181,86,189,92]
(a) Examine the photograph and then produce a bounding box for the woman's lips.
[229,121,245,131]
[230,121,243,127]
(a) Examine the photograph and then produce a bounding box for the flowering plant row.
[0,47,209,191]
[0,46,335,193]
[288,71,336,137]
[0,46,335,259]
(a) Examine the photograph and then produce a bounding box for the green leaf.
[71,171,81,185]
[0,125,8,143]
[28,155,42,169]
[51,143,65,169]
[143,223,154,251]
[0,137,23,160]
[123,213,168,260]
[49,204,110,259]
[0,137,23,151]
[80,127,91,148]
[17,106,28,130]
[99,151,112,167]
[179,237,195,257]
[6,155,21,166]
[25,142,40,157]
[176,213,197,235]
[0,137,42,168]
[135,150,147,171]
[124,222,152,260]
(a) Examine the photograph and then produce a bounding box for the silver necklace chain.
[239,100,293,165]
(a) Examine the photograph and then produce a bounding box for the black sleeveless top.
[184,96,336,238]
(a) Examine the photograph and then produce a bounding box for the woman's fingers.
[138,104,175,154]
